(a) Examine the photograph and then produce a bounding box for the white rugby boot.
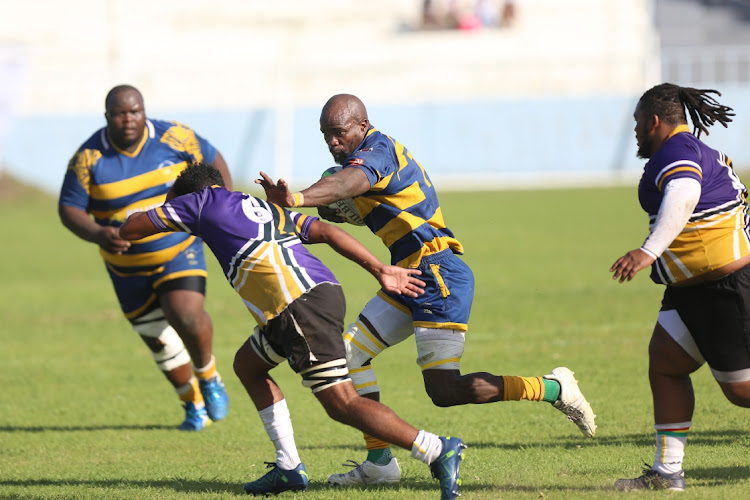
[543,367,597,437]
[327,458,401,486]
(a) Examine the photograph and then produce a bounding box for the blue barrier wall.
[6,86,750,195]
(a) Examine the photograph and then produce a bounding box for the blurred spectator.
[422,0,515,31]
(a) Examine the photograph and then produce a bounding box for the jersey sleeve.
[163,121,218,165]
[287,210,319,243]
[58,149,97,210]
[146,191,204,235]
[344,147,390,188]
[650,142,703,192]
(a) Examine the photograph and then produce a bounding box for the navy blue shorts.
[382,249,474,331]
[105,239,208,320]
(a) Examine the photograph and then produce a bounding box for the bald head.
[319,94,371,164]
[321,94,368,124]
[105,84,143,111]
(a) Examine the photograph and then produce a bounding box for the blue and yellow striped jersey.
[59,119,218,268]
[638,125,750,284]
[146,187,339,325]
[342,127,463,268]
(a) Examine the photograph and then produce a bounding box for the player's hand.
[97,226,131,255]
[378,267,425,297]
[255,171,294,207]
[317,205,347,223]
[610,248,655,283]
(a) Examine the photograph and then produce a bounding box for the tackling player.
[257,93,597,486]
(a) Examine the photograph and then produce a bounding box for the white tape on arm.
[641,177,701,258]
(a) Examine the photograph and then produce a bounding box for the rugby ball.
[321,166,366,226]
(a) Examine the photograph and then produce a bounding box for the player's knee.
[133,311,190,371]
[424,377,461,407]
[721,381,750,407]
[169,309,209,337]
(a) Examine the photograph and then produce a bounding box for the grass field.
[2,175,749,500]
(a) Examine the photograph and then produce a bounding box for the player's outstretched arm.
[119,212,162,241]
[307,219,425,297]
[255,172,295,207]
[256,168,370,208]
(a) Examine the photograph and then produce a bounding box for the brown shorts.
[259,283,346,374]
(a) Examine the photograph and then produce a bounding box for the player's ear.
[649,114,661,132]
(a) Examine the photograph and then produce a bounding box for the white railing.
[661,46,750,86]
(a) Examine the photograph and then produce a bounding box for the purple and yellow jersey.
[58,119,218,269]
[146,187,339,325]
[638,125,750,284]
[341,127,463,268]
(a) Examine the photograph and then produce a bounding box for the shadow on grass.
[0,424,176,432]
[0,477,474,496]
[0,478,242,495]
[451,428,748,451]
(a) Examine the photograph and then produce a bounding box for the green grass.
[2,177,749,499]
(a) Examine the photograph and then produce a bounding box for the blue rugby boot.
[178,401,211,431]
[430,437,467,500]
[244,462,308,496]
[199,375,229,422]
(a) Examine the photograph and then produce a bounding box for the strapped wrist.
[292,192,304,208]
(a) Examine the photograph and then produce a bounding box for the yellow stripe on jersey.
[377,210,427,248]
[657,165,703,191]
[395,236,463,269]
[371,171,395,191]
[100,236,196,266]
[368,181,427,210]
[658,205,750,283]
[231,241,312,325]
[91,193,170,222]
[394,141,409,172]
[90,162,188,201]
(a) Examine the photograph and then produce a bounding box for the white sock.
[258,399,301,470]
[653,421,690,475]
[410,430,443,465]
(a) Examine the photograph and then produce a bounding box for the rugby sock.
[364,433,393,465]
[176,376,205,405]
[653,421,690,475]
[542,379,561,403]
[502,376,545,401]
[193,355,218,381]
[258,399,301,470]
[411,430,443,465]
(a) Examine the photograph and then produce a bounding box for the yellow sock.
[502,376,545,401]
[176,376,205,404]
[194,355,218,381]
[364,433,391,451]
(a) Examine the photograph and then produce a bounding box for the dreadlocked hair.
[172,162,225,196]
[639,83,735,138]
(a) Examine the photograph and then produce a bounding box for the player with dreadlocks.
[610,83,750,491]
